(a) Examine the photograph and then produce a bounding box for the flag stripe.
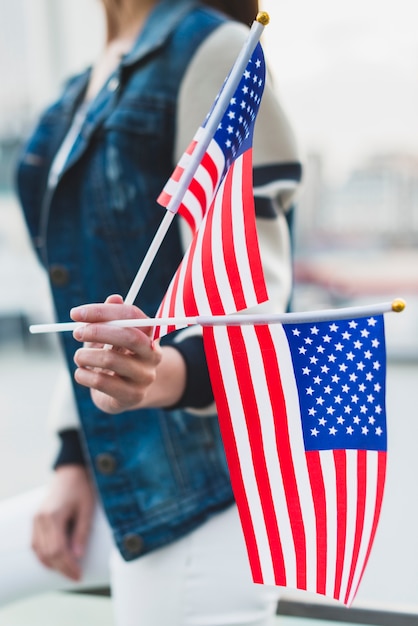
[203,325,266,582]
[346,451,386,605]
[333,450,347,600]
[241,150,269,304]
[256,324,307,588]
[344,450,367,601]
[229,326,287,584]
[305,451,327,595]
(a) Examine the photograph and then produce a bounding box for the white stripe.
[209,177,237,313]
[347,451,379,605]
[190,211,212,314]
[339,450,359,601]
[319,451,338,598]
[214,326,275,581]
[271,325,318,593]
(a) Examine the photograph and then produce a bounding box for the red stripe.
[202,326,263,582]
[181,230,199,317]
[178,201,198,234]
[344,450,367,602]
[306,450,327,596]
[171,164,184,183]
[241,149,268,302]
[333,449,347,600]
[201,151,219,190]
[256,324,306,588]
[157,189,172,208]
[229,326,286,585]
[346,451,387,605]
[189,178,207,219]
[186,139,197,155]
[221,162,247,310]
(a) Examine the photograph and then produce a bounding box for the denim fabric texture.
[16,0,235,561]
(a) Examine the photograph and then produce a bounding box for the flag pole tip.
[391,298,406,313]
[256,11,270,26]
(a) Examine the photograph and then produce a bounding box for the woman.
[2,0,302,623]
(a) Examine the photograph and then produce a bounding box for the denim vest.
[16,0,235,560]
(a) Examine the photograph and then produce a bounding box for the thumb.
[105,294,124,304]
[71,505,93,559]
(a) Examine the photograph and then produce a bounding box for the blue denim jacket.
[16,0,235,560]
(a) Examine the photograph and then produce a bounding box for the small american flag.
[154,43,268,338]
[203,314,387,606]
[158,43,265,234]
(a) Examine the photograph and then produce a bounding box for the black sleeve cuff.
[161,332,214,410]
[53,428,86,469]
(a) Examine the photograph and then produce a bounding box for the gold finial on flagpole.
[391,298,406,312]
[256,11,270,26]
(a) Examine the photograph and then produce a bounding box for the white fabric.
[0,491,279,625]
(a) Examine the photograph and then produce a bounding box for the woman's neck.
[84,0,156,101]
[104,0,157,49]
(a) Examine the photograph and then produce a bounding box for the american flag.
[202,315,387,606]
[158,43,265,234]
[154,43,268,338]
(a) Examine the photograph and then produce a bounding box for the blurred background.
[1,0,418,623]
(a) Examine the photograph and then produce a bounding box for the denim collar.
[122,0,200,67]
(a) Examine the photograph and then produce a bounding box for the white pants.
[0,488,279,625]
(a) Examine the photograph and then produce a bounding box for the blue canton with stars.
[283,316,387,452]
[204,42,265,173]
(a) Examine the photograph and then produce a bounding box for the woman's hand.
[32,465,95,581]
[71,295,186,414]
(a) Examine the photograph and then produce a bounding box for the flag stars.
[287,316,386,451]
[368,317,377,326]
[371,339,380,348]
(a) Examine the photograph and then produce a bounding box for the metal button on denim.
[49,265,69,286]
[95,453,117,475]
[107,77,119,92]
[123,533,144,556]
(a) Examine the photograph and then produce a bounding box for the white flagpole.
[123,11,269,306]
[29,299,406,334]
